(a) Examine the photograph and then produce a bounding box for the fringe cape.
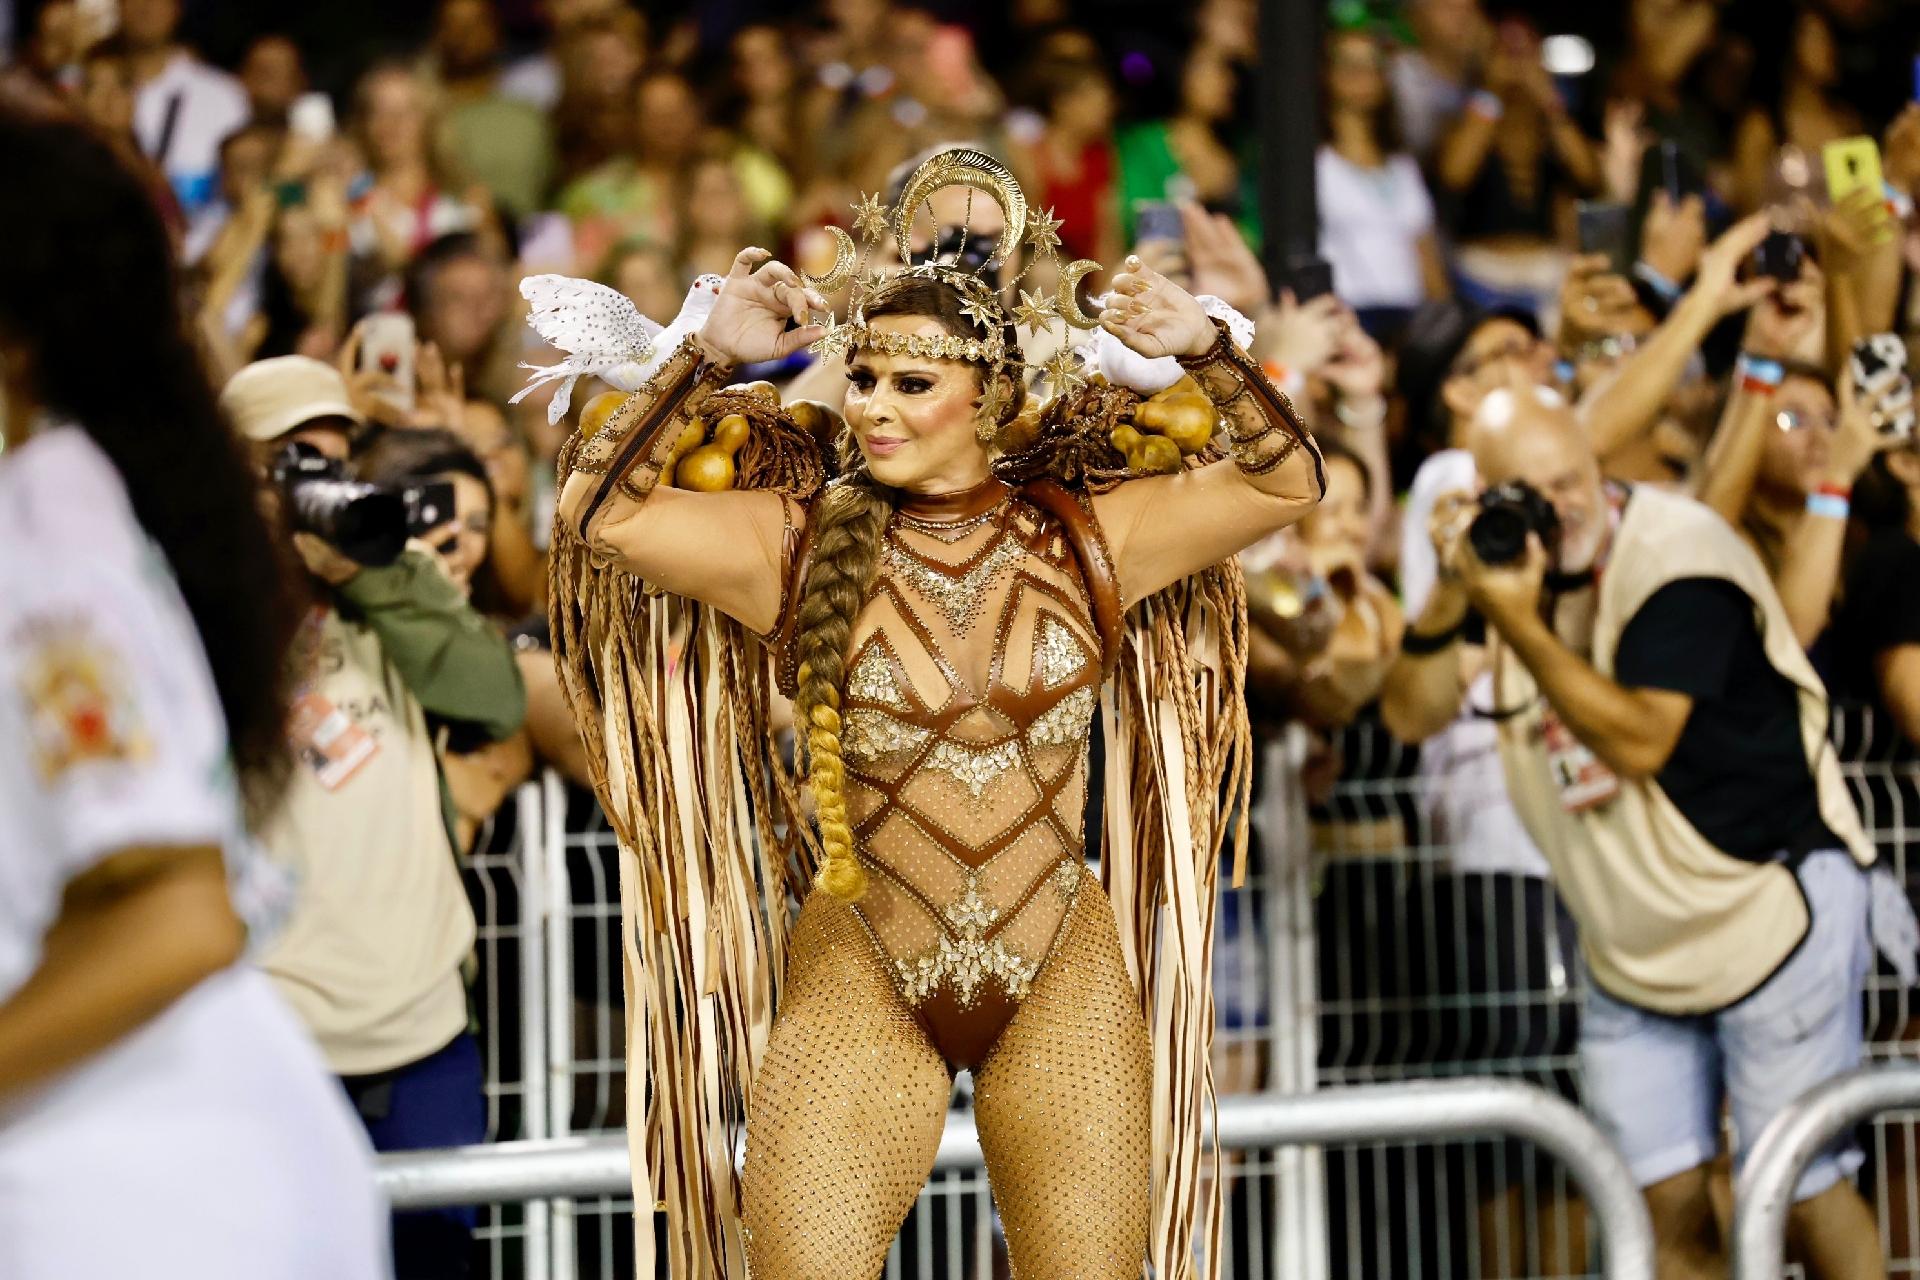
[547,383,1252,1280]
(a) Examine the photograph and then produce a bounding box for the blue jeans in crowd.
[340,1032,486,1280]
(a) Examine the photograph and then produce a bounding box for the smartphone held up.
[358,314,417,415]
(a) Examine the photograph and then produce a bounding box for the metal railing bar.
[1734,1064,1920,1280]
[377,1079,1653,1279]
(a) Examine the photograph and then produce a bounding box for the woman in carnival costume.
[519,147,1323,1280]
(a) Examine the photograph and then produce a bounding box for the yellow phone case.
[1824,136,1885,203]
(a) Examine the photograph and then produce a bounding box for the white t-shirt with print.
[0,427,242,1002]
[132,51,250,215]
[0,425,384,1279]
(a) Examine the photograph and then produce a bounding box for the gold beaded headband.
[842,326,1008,363]
[804,147,1104,393]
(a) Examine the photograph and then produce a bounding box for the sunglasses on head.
[931,227,1002,273]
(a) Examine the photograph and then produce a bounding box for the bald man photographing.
[1394,384,1911,1280]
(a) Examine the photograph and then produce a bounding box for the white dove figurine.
[1076,294,1255,395]
[512,273,727,425]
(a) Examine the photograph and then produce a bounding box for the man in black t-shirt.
[1401,387,1901,1280]
[1613,576,1841,860]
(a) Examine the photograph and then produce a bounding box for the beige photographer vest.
[1493,486,1871,1013]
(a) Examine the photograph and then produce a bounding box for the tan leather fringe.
[1101,559,1251,1280]
[548,432,815,1279]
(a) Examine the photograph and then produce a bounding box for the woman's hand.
[1818,186,1898,279]
[1254,289,1343,377]
[1640,190,1708,285]
[1827,365,1902,485]
[698,247,827,366]
[1886,104,1920,195]
[335,320,406,429]
[1100,256,1219,360]
[1691,212,1775,320]
[1179,202,1270,313]
[1322,317,1388,406]
[1601,99,1648,204]
[1519,59,1563,116]
[1557,254,1640,350]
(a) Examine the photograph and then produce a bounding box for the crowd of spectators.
[13,0,1920,1274]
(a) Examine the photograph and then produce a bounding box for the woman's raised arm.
[1091,312,1324,608]
[554,247,830,634]
[555,337,797,634]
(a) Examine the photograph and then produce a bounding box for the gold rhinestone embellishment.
[1026,686,1096,750]
[846,645,909,711]
[1051,858,1083,902]
[842,708,930,763]
[1033,615,1088,690]
[924,737,1022,799]
[881,529,1024,635]
[892,873,1040,1008]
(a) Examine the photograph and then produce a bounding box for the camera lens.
[287,480,407,567]
[1468,504,1531,567]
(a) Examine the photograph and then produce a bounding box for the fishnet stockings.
[975,868,1153,1279]
[740,892,950,1280]
[741,873,1151,1280]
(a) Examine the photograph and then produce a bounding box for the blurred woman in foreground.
[0,106,385,1278]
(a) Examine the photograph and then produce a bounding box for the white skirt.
[0,966,389,1278]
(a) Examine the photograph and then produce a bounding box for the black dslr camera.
[270,442,407,568]
[1468,480,1561,567]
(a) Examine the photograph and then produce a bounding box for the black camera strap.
[1544,567,1595,592]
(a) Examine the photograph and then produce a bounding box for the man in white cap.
[221,353,362,464]
[221,355,524,1280]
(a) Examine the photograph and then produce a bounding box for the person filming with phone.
[220,352,525,1280]
[1400,382,1913,1280]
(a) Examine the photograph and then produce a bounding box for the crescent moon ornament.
[891,147,1029,269]
[1056,259,1103,330]
[803,225,857,294]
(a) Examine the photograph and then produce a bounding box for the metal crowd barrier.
[457,697,1919,1277]
[377,1080,1656,1280]
[1734,1064,1920,1280]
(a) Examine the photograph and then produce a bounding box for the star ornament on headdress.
[1041,347,1087,395]
[1026,207,1065,258]
[976,370,1014,434]
[810,315,854,359]
[852,191,891,244]
[958,294,1000,331]
[1012,289,1058,331]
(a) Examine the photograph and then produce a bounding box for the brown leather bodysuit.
[834,477,1102,1069]
[743,475,1154,1280]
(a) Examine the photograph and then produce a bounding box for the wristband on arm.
[1179,318,1324,492]
[1735,353,1785,396]
[1633,261,1682,304]
[1806,482,1851,521]
[1401,619,1466,655]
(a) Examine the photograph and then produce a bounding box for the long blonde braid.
[794,475,894,901]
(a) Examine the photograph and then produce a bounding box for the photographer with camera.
[1403,383,1906,1280]
[221,353,525,1280]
